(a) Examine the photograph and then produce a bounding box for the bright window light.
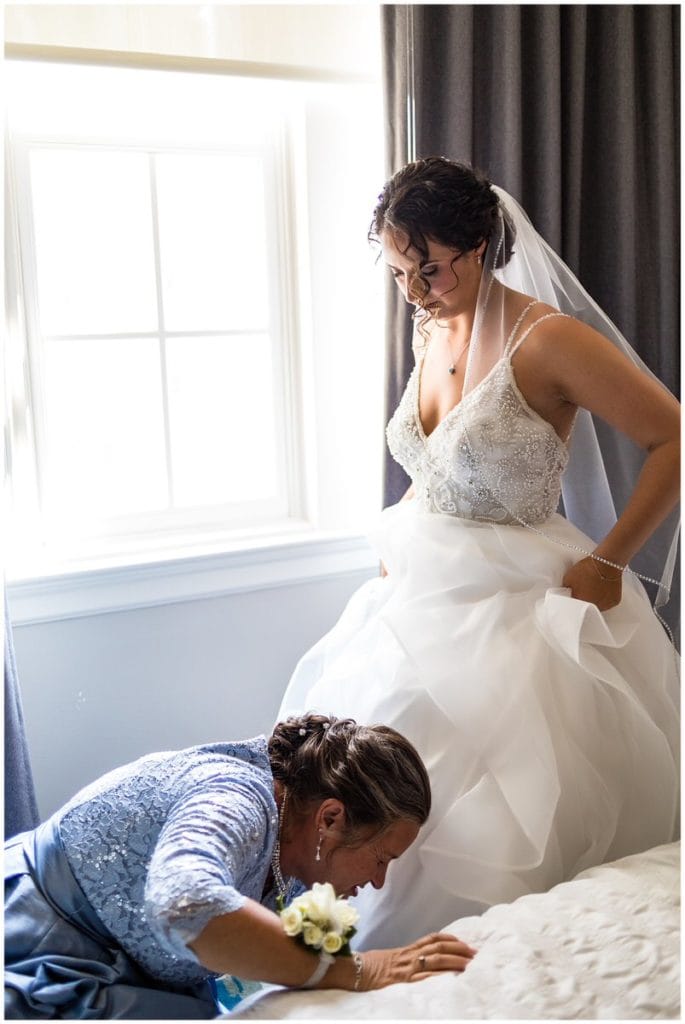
[30,147,159,336]
[5,57,384,575]
[155,152,272,332]
[165,334,279,507]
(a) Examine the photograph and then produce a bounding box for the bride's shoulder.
[509,292,580,366]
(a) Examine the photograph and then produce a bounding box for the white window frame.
[5,73,313,570]
[4,53,385,606]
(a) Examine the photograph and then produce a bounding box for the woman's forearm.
[562,437,679,609]
[190,903,476,993]
[592,438,680,568]
[189,900,356,989]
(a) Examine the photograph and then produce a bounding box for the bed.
[228,841,680,1020]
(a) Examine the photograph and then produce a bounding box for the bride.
[278,157,680,950]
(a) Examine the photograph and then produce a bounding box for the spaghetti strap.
[503,300,538,355]
[508,312,569,358]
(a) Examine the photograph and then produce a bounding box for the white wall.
[4,3,380,76]
[11,566,373,818]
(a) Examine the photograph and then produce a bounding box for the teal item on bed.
[213,974,266,1012]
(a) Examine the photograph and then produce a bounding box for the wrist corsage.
[278,882,359,988]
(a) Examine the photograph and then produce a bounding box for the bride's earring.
[315,832,323,862]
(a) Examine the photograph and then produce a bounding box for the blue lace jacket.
[57,736,302,988]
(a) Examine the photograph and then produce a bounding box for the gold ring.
[418,954,427,970]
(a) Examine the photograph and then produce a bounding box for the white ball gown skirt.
[278,500,680,950]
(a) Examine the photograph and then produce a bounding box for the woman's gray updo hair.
[269,713,431,840]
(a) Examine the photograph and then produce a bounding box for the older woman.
[5,713,475,1019]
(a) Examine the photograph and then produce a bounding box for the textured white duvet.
[231,842,680,1020]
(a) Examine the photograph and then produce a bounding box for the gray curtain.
[5,597,39,838]
[381,3,680,508]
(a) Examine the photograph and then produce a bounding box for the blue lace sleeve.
[144,767,275,962]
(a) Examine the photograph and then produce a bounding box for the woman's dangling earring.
[315,832,323,862]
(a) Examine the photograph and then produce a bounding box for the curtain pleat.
[381,7,416,506]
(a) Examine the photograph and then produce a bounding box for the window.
[5,59,385,576]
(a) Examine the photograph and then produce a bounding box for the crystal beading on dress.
[386,314,571,525]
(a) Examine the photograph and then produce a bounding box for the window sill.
[6,527,379,625]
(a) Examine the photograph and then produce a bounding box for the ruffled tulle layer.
[278,501,680,949]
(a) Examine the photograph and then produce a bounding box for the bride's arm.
[522,317,679,610]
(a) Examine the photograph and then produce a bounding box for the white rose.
[291,893,316,919]
[322,931,343,954]
[302,923,324,949]
[309,882,337,922]
[332,900,359,933]
[280,906,303,937]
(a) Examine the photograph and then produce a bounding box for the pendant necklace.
[447,336,471,376]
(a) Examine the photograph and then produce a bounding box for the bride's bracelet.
[590,555,625,582]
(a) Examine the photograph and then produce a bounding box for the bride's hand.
[562,556,623,611]
[380,561,388,578]
[358,932,477,990]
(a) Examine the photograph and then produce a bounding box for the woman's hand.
[358,931,477,990]
[562,556,623,611]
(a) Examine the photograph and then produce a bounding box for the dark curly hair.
[369,157,515,337]
[369,156,513,266]
[269,713,431,842]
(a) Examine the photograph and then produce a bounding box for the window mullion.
[43,328,267,342]
[266,123,305,521]
[148,152,175,511]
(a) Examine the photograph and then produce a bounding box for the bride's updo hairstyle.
[369,155,515,269]
[269,713,431,843]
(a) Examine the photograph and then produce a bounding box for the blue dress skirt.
[4,819,217,1020]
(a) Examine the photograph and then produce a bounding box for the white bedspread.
[230,842,680,1020]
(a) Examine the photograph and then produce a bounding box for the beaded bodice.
[386,342,570,525]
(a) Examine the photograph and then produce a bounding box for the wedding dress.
[278,190,680,950]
